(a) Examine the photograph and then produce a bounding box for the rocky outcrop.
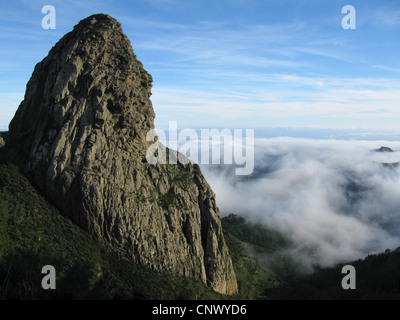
[5,14,237,294]
[375,146,394,153]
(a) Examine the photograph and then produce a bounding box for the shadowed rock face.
[6,14,237,295]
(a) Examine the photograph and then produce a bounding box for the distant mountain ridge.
[375,146,395,152]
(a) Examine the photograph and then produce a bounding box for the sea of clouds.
[200,137,400,273]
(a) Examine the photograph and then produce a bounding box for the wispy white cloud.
[126,18,317,70]
[372,65,400,73]
[123,13,397,128]
[151,74,400,129]
[373,7,400,29]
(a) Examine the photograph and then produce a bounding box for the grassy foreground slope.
[221,215,285,299]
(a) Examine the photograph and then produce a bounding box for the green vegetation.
[221,214,289,255]
[222,214,293,278]
[221,214,298,299]
[221,214,290,299]
[169,167,192,189]
[223,232,280,299]
[158,189,176,210]
[264,250,400,300]
[0,200,11,256]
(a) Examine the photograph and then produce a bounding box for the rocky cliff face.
[6,14,237,294]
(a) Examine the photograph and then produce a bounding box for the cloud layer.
[201,138,400,272]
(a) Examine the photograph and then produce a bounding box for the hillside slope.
[0,161,224,300]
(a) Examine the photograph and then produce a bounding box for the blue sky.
[1,0,400,134]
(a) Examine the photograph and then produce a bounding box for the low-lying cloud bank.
[200,138,400,272]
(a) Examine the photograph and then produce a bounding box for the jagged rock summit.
[5,14,237,294]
